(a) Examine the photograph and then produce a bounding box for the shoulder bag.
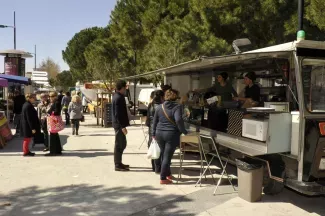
[162,104,176,126]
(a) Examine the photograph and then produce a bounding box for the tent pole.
[6,87,9,120]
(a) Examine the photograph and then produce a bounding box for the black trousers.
[14,114,21,133]
[114,128,127,166]
[71,119,80,133]
[49,133,62,154]
[63,108,70,125]
[156,131,180,180]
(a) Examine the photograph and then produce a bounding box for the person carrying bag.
[152,89,188,184]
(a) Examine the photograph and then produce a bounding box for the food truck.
[123,39,325,196]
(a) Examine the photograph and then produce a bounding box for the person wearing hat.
[233,71,260,104]
[204,72,238,102]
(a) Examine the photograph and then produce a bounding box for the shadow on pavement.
[0,135,70,153]
[68,149,108,152]
[0,184,193,216]
[86,134,115,137]
[62,151,112,158]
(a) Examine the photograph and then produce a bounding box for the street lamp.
[27,45,37,71]
[0,11,17,49]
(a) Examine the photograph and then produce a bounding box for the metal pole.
[34,45,37,70]
[6,87,9,119]
[14,11,16,49]
[133,50,137,115]
[298,0,304,30]
[133,79,136,115]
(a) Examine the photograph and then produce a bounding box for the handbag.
[47,112,64,133]
[147,139,161,159]
[162,104,176,126]
[80,115,85,122]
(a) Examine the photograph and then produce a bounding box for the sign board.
[4,57,18,75]
[84,83,107,89]
[4,57,25,76]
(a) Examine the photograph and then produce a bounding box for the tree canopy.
[38,57,60,80]
[62,0,325,84]
[49,70,76,91]
[84,38,130,90]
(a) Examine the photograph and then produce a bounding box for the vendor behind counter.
[234,72,261,107]
[205,72,238,102]
[187,71,261,133]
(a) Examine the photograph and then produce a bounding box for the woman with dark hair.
[152,89,188,184]
[46,92,62,156]
[234,72,260,105]
[146,90,164,172]
[61,92,71,125]
[205,72,238,102]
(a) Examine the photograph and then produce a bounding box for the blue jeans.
[156,131,180,180]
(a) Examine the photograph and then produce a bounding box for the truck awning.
[0,74,31,85]
[121,51,290,80]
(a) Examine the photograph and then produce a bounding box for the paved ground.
[0,115,324,216]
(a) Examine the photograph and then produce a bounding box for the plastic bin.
[236,158,263,202]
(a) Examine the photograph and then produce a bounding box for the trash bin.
[236,158,263,202]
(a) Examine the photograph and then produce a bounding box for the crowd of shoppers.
[111,81,188,185]
[15,81,187,185]
[17,90,86,157]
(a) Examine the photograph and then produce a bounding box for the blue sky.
[0,0,117,73]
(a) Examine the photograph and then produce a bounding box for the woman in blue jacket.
[152,89,188,184]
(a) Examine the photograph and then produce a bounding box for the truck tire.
[263,169,285,195]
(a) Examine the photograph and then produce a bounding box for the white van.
[137,88,157,114]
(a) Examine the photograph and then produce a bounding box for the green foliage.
[306,0,325,31]
[50,70,76,91]
[84,38,130,89]
[62,0,325,83]
[62,27,109,81]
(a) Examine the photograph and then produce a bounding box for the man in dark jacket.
[112,80,130,171]
[20,94,40,156]
[13,90,26,135]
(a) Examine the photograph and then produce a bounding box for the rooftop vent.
[232,38,252,54]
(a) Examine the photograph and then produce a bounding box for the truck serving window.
[302,59,325,112]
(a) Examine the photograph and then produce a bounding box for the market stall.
[0,78,11,148]
[0,74,31,119]
[121,40,325,196]
[0,75,31,147]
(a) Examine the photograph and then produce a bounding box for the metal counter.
[188,124,266,156]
